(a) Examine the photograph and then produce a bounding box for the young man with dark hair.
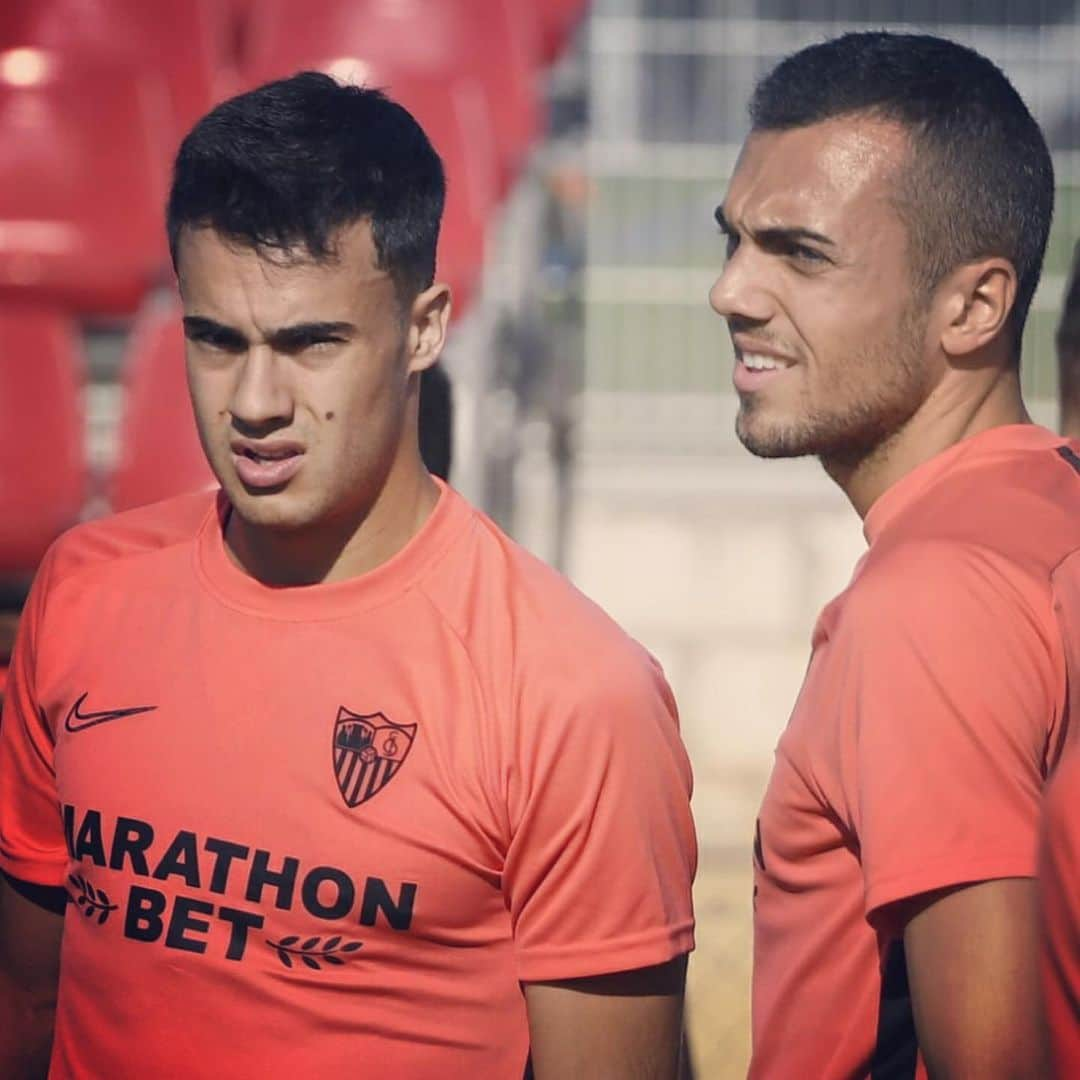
[710,32,1070,1078]
[0,73,695,1078]
[1058,240,1080,438]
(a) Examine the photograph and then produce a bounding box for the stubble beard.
[735,304,929,471]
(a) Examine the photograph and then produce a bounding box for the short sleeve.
[839,542,1059,922]
[502,644,696,983]
[0,547,68,886]
[1039,754,1080,1074]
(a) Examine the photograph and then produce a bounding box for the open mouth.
[732,352,796,394]
[239,446,297,463]
[231,443,305,489]
[740,353,791,372]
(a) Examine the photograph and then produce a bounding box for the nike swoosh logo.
[64,692,158,733]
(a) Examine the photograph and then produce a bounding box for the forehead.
[724,115,909,237]
[175,220,392,324]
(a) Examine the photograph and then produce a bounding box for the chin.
[736,411,818,459]
[226,485,316,532]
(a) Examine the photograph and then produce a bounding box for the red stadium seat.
[0,0,235,149]
[389,72,497,317]
[536,0,589,64]
[109,298,216,512]
[0,305,85,576]
[243,28,497,316]
[0,49,171,315]
[241,0,541,194]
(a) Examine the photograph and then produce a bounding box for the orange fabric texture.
[0,482,696,1079]
[1040,749,1080,1076]
[751,425,1080,1079]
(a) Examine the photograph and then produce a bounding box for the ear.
[405,282,451,375]
[937,258,1017,360]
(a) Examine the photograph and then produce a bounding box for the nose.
[708,249,774,326]
[229,346,293,434]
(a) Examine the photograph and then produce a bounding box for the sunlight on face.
[710,116,933,464]
[177,222,412,535]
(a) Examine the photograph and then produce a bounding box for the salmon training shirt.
[1040,746,1080,1076]
[0,481,697,1079]
[750,425,1080,1079]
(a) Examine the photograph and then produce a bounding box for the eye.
[187,330,245,353]
[776,239,831,267]
[718,224,739,260]
[299,336,347,355]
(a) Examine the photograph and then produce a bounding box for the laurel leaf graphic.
[76,896,87,906]
[323,936,342,951]
[82,906,94,918]
[97,908,108,926]
[98,889,111,906]
[86,881,99,903]
[68,874,80,889]
[300,955,320,970]
[279,935,300,947]
[301,937,320,950]
[322,954,345,966]
[341,942,363,952]
[276,948,293,968]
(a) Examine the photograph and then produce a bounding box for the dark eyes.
[718,229,828,267]
[718,225,739,260]
[186,330,245,353]
[185,333,346,353]
[785,243,828,264]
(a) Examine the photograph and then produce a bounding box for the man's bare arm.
[903,878,1047,1079]
[524,955,688,1080]
[0,870,65,1080]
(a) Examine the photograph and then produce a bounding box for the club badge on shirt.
[332,707,417,808]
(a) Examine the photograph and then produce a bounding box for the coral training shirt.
[1040,747,1080,1076]
[0,481,696,1079]
[751,425,1080,1079]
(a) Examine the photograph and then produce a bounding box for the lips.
[230,441,305,490]
[733,351,796,394]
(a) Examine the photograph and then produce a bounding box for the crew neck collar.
[195,478,470,620]
[862,423,1065,545]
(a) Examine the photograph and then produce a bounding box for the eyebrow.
[182,316,356,350]
[714,206,836,249]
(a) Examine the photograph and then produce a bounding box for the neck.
[824,362,1030,519]
[225,455,440,587]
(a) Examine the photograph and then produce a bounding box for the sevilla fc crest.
[333,707,417,808]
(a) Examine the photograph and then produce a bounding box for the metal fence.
[582,1,1080,425]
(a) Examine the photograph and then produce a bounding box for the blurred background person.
[419,363,454,483]
[1,2,1080,1075]
[1058,240,1080,438]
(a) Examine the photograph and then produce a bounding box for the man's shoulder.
[880,436,1080,575]
[424,497,664,694]
[43,490,217,595]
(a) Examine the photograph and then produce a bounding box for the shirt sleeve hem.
[865,850,1036,918]
[0,850,68,889]
[515,922,695,983]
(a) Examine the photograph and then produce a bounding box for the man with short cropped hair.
[0,72,696,1079]
[710,32,1070,1078]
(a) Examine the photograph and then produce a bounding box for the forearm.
[526,957,688,1080]
[906,880,1048,1079]
[0,980,56,1080]
[0,873,64,1080]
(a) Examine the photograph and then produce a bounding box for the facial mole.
[325,411,335,421]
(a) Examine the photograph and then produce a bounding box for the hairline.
[171,217,423,314]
